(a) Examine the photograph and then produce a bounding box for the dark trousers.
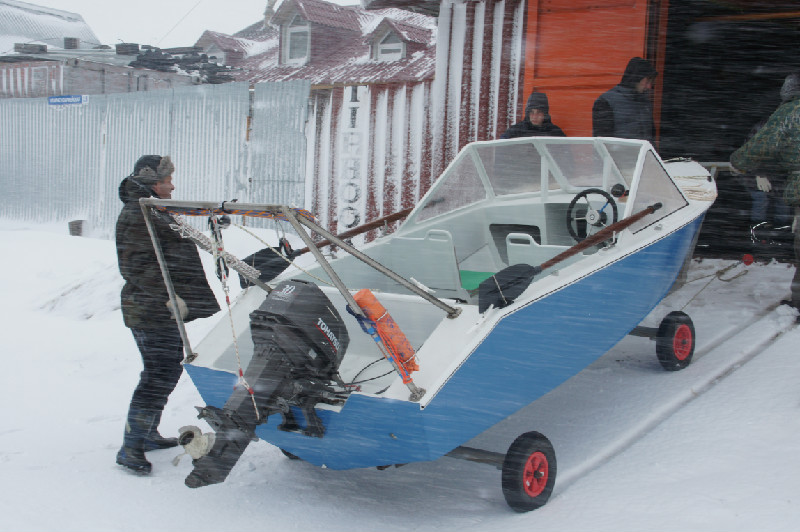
[128,327,184,414]
[793,208,800,306]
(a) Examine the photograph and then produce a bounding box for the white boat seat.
[505,233,570,268]
[381,229,470,301]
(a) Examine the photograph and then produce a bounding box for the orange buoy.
[353,288,419,374]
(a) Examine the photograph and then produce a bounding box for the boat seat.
[505,233,571,269]
[380,229,470,301]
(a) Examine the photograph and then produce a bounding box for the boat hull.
[185,214,705,470]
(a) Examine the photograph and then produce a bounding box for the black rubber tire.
[656,311,695,371]
[501,431,557,512]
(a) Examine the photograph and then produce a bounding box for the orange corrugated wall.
[522,0,668,142]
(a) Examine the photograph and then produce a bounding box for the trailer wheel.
[501,431,556,512]
[656,311,695,371]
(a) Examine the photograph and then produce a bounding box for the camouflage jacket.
[730,97,800,206]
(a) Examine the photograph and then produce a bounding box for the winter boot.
[143,410,179,451]
[144,432,179,451]
[116,409,156,474]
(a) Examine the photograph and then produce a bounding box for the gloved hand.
[166,296,189,320]
[756,176,772,192]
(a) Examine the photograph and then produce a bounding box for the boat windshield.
[415,138,644,223]
[474,138,640,196]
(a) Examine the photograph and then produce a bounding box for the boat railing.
[138,198,463,358]
[536,202,663,273]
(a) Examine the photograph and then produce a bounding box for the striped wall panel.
[306,80,433,245]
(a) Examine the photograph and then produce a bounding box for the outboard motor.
[185,279,350,488]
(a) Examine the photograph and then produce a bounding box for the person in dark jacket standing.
[115,155,220,474]
[501,92,566,139]
[592,57,658,142]
[731,72,800,320]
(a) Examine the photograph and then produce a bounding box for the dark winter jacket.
[500,118,566,139]
[730,96,800,207]
[592,58,657,142]
[592,85,655,142]
[116,177,219,329]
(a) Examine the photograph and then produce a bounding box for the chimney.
[64,37,80,49]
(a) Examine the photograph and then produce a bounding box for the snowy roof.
[355,6,436,35]
[203,0,436,86]
[237,47,435,85]
[195,30,247,53]
[196,25,279,59]
[363,17,433,45]
[272,0,362,32]
[232,20,278,42]
[362,0,440,17]
[0,0,101,54]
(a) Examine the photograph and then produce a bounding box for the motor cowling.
[250,279,349,377]
[185,279,350,489]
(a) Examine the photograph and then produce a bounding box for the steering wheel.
[566,188,619,242]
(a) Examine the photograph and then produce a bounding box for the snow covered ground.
[1,221,799,532]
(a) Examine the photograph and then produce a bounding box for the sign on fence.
[47,95,88,106]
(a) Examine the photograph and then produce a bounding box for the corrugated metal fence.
[0,80,310,237]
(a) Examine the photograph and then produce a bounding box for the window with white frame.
[376,32,404,62]
[283,14,309,65]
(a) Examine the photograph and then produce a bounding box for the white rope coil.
[168,218,262,280]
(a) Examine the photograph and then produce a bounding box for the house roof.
[202,0,436,86]
[195,30,246,54]
[361,0,440,17]
[233,20,278,42]
[0,0,101,54]
[363,17,433,45]
[237,46,435,85]
[272,0,362,32]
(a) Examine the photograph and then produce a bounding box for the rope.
[662,157,718,202]
[679,260,748,311]
[233,222,334,287]
[167,216,261,281]
[209,215,260,422]
[350,369,394,386]
[673,176,718,201]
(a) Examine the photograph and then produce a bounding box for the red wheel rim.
[522,451,549,497]
[673,324,693,361]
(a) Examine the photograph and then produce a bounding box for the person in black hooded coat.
[115,154,219,475]
[501,92,566,139]
[592,57,658,142]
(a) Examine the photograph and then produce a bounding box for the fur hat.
[780,72,800,103]
[132,155,174,185]
[525,92,549,115]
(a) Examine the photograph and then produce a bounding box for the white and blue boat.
[142,136,716,511]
